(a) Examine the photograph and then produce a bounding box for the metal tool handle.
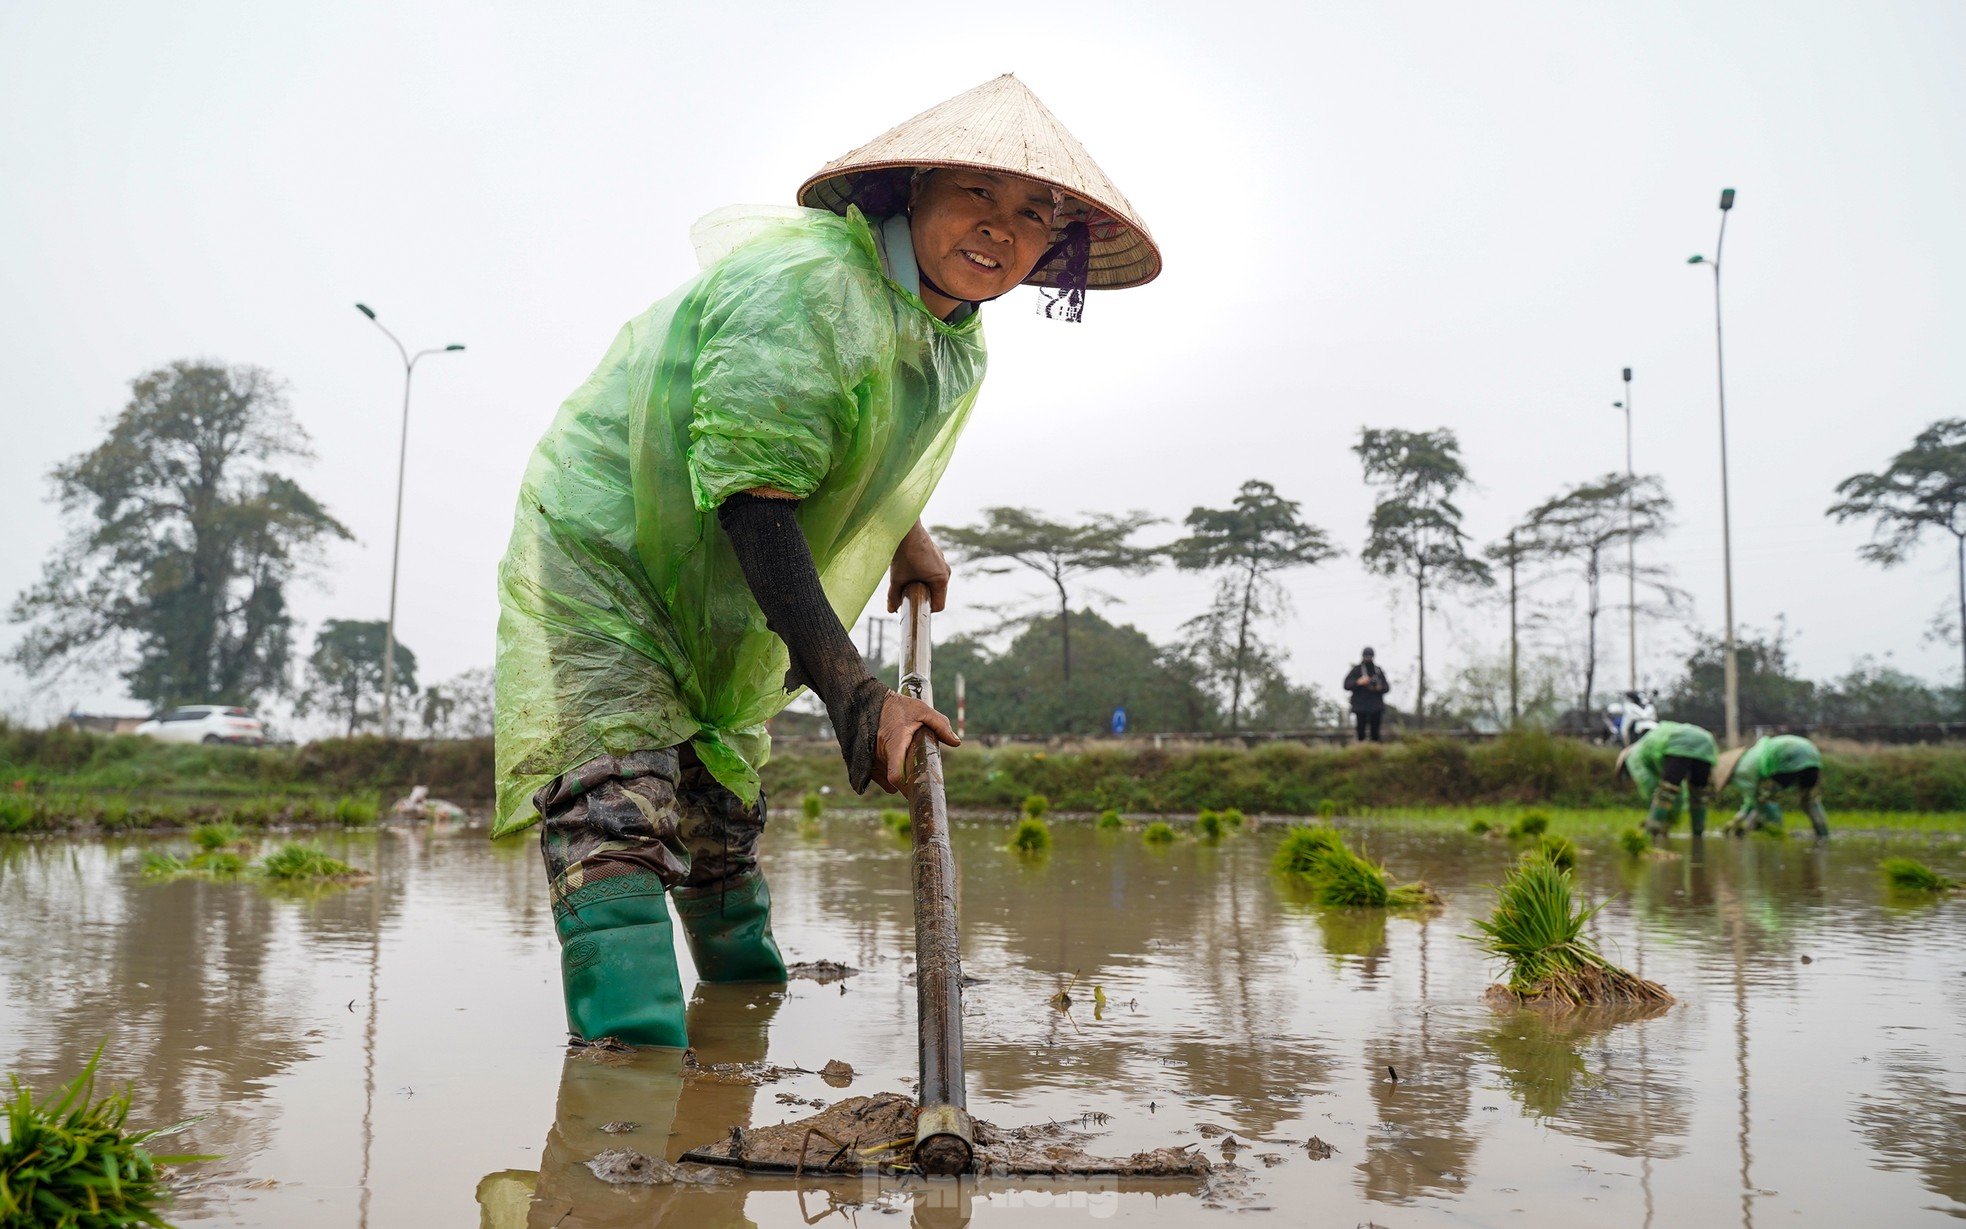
[898,582,974,1175]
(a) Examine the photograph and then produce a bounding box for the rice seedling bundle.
[1141,821,1178,845]
[800,792,825,821]
[1618,828,1651,857]
[1096,809,1123,830]
[256,844,367,883]
[1021,794,1050,821]
[1272,826,1441,910]
[1879,858,1959,893]
[1473,858,1671,1007]
[1,1048,210,1228]
[1194,810,1225,841]
[1009,817,1052,855]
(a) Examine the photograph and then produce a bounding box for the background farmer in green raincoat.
[1717,735,1831,839]
[494,75,1159,1048]
[1615,720,1720,838]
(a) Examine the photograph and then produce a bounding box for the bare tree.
[1353,428,1492,723]
[1169,480,1339,731]
[1510,472,1677,718]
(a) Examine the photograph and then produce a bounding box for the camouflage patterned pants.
[531,744,767,913]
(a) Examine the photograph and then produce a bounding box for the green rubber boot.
[671,871,789,984]
[554,873,688,1048]
[1687,784,1709,838]
[1801,786,1830,840]
[1645,781,1681,838]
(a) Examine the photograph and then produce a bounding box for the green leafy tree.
[1829,419,1966,709]
[1815,659,1958,725]
[1169,480,1339,731]
[296,619,417,736]
[1665,624,1817,730]
[1353,428,1492,724]
[1510,472,1677,717]
[10,361,349,706]
[940,508,1158,726]
[935,610,1217,735]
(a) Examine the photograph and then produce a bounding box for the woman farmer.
[1716,734,1830,839]
[494,75,1159,1048]
[1614,720,1720,838]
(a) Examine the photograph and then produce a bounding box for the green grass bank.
[6,723,1966,834]
[1,721,490,834]
[758,731,1966,818]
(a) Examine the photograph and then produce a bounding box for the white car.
[133,705,266,746]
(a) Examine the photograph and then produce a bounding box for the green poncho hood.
[493,207,986,837]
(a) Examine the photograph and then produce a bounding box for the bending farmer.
[493,76,1159,1048]
[1716,735,1830,839]
[1614,720,1719,838]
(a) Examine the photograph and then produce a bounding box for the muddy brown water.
[3,818,1964,1226]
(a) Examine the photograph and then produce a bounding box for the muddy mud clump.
[585,1148,731,1186]
[787,959,859,983]
[681,1093,1213,1178]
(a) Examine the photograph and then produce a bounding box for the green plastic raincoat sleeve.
[686,240,882,510]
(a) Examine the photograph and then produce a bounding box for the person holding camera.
[1342,647,1390,742]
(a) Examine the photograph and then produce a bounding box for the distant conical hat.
[799,74,1160,291]
[1713,746,1749,791]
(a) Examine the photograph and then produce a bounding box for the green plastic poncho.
[1727,735,1821,798]
[1623,721,1719,796]
[493,207,987,837]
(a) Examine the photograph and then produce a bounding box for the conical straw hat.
[1713,746,1748,791]
[799,74,1160,291]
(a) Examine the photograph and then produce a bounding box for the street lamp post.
[1689,187,1739,746]
[1615,367,1636,694]
[355,303,465,738]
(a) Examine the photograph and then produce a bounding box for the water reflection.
[6,818,1966,1226]
[1852,1049,1966,1214]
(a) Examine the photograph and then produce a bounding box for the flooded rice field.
[3,816,1965,1226]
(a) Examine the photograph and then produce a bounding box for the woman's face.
[908,169,1056,312]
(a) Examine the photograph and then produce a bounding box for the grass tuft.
[331,795,379,827]
[1472,858,1672,1006]
[1509,811,1552,838]
[1009,816,1052,855]
[1141,821,1178,845]
[0,1046,212,1227]
[1880,857,1959,893]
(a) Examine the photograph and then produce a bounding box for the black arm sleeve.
[717,492,887,792]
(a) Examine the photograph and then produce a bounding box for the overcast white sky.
[4,1,1964,729]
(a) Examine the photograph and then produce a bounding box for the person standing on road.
[1716,735,1831,839]
[1343,648,1390,742]
[1615,720,1719,839]
[493,76,1160,1049]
